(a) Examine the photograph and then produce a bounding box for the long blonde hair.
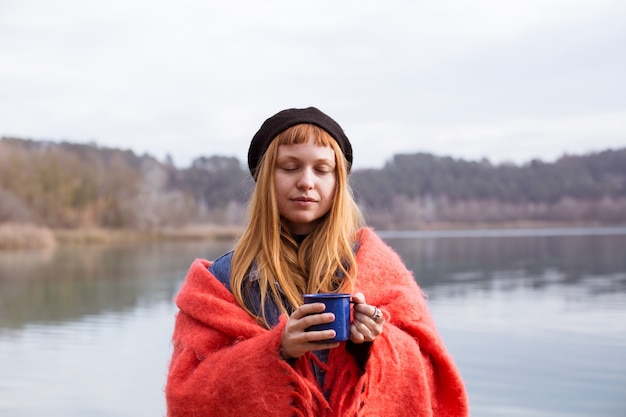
[231,123,364,326]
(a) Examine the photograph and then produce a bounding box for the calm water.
[1,228,625,417]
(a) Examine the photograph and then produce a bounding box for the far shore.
[54,224,243,244]
[0,223,242,250]
[1,221,625,250]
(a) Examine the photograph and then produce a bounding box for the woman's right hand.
[280,302,340,359]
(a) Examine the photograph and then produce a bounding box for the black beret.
[247,107,352,179]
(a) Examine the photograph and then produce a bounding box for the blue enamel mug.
[303,293,351,342]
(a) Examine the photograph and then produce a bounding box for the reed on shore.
[0,223,57,250]
[0,222,242,250]
[52,224,242,244]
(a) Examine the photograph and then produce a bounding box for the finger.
[282,321,338,357]
[282,333,339,359]
[354,311,384,331]
[353,302,373,316]
[285,311,330,339]
[303,329,338,343]
[353,318,375,340]
[288,327,340,354]
[354,312,385,338]
[300,312,336,329]
[354,303,383,323]
[287,314,336,339]
[350,323,365,344]
[291,302,326,320]
[351,292,365,304]
[354,311,376,323]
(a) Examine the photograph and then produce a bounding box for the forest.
[1,136,625,231]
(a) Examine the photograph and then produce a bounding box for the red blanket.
[166,228,469,416]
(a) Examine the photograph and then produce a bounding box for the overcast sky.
[1,0,625,169]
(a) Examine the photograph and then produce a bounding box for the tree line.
[352,151,626,228]
[1,136,625,230]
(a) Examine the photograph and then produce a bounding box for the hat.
[247,107,352,178]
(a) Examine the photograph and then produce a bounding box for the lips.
[292,196,317,202]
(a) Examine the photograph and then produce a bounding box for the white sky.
[1,0,625,169]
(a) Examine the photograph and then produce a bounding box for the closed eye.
[279,165,299,172]
[315,164,334,173]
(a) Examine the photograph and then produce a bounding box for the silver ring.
[371,307,382,321]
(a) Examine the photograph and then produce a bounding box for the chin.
[286,218,321,233]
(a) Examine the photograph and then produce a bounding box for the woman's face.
[274,136,337,234]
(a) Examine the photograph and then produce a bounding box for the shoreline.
[53,224,243,244]
[1,221,626,250]
[0,223,242,250]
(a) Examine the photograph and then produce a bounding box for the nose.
[296,168,314,190]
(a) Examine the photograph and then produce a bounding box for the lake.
[1,227,625,416]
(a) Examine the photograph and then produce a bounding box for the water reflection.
[385,234,626,296]
[0,240,233,330]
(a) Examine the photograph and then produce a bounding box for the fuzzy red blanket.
[166,228,468,416]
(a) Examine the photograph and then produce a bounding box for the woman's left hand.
[350,292,385,344]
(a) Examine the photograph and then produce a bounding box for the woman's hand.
[280,302,340,359]
[350,292,385,344]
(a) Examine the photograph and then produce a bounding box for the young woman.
[165,107,469,417]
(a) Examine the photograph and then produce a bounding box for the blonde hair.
[231,124,364,326]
